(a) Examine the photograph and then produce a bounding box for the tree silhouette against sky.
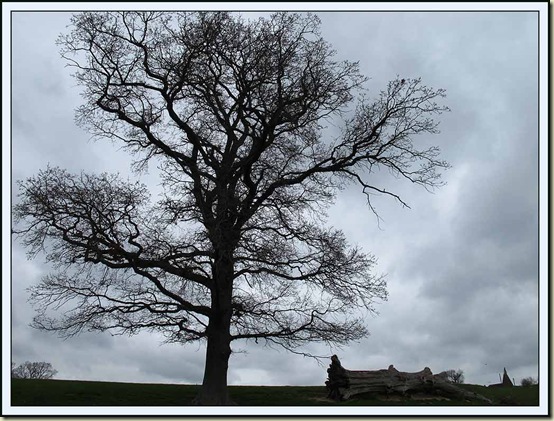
[14,12,449,405]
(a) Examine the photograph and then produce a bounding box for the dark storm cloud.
[320,11,540,383]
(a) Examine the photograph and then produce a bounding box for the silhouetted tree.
[11,361,58,379]
[14,12,449,405]
[445,369,465,384]
[520,377,538,387]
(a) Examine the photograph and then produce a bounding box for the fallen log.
[325,355,492,404]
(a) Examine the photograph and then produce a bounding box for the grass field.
[11,378,539,407]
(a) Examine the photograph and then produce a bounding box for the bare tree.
[521,377,538,387]
[11,361,58,379]
[444,369,465,384]
[13,12,449,405]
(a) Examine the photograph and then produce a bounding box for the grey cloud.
[229,343,329,386]
[130,341,207,384]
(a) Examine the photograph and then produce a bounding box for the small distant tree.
[11,361,58,379]
[520,377,538,387]
[444,369,464,384]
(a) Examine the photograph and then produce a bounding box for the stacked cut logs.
[325,355,492,404]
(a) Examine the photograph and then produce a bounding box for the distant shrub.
[520,377,538,387]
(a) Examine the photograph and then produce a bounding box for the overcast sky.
[4,2,548,416]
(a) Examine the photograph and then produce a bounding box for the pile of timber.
[325,355,492,404]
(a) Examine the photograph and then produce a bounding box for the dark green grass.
[11,379,539,406]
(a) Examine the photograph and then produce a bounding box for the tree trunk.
[326,355,492,404]
[193,250,235,405]
[193,322,233,405]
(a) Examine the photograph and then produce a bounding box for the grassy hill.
[11,378,539,406]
